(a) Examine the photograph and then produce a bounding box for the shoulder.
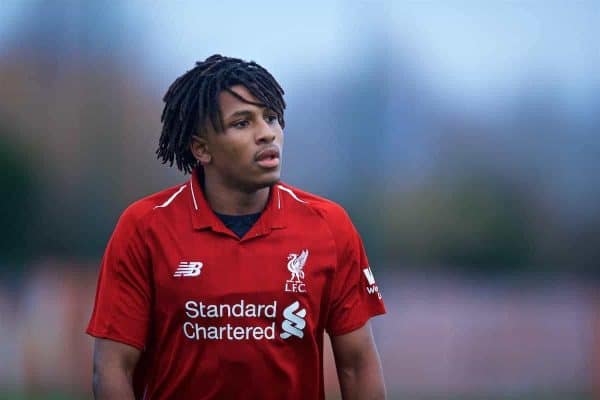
[116,183,189,230]
[275,182,354,233]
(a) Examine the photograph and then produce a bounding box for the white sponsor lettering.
[184,300,277,319]
[182,300,279,341]
[182,299,309,341]
[183,321,276,341]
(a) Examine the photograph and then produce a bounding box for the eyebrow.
[225,110,255,120]
[224,108,274,120]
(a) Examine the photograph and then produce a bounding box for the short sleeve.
[326,214,386,336]
[86,206,152,350]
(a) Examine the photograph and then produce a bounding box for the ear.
[190,135,212,165]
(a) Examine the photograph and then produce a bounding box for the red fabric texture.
[87,170,385,400]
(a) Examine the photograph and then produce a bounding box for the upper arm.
[330,321,381,370]
[330,322,386,400]
[92,338,142,399]
[93,338,142,377]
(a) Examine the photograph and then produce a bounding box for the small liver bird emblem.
[287,249,309,282]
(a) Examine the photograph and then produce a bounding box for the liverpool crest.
[285,249,308,293]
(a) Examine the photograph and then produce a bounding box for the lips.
[255,147,280,161]
[255,146,281,169]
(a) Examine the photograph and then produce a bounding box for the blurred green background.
[0,1,598,399]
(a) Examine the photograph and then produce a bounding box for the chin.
[251,172,281,190]
[261,174,281,187]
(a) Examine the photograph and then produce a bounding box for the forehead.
[218,85,264,118]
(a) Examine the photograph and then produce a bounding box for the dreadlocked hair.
[156,54,286,174]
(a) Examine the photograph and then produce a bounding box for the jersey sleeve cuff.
[326,309,386,337]
[86,327,146,351]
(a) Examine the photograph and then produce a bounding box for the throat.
[201,177,271,215]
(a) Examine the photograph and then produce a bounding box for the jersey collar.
[188,168,286,238]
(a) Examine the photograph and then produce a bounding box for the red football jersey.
[87,169,386,399]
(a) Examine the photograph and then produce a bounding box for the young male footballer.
[87,54,386,399]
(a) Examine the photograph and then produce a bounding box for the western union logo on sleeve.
[362,267,381,299]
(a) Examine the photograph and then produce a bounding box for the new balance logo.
[173,261,203,277]
[280,301,306,339]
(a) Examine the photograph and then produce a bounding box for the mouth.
[255,146,281,169]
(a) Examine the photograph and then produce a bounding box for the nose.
[255,119,277,144]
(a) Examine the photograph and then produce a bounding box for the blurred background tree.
[0,126,39,269]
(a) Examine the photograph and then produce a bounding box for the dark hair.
[156,54,286,174]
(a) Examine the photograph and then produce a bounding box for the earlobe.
[190,136,212,165]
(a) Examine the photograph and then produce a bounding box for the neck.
[202,173,270,215]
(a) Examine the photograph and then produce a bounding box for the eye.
[265,114,278,124]
[232,120,249,129]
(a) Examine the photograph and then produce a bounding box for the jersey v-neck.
[214,212,262,238]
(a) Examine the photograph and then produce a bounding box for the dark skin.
[190,85,284,215]
[92,339,139,399]
[92,85,386,399]
[331,322,386,400]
